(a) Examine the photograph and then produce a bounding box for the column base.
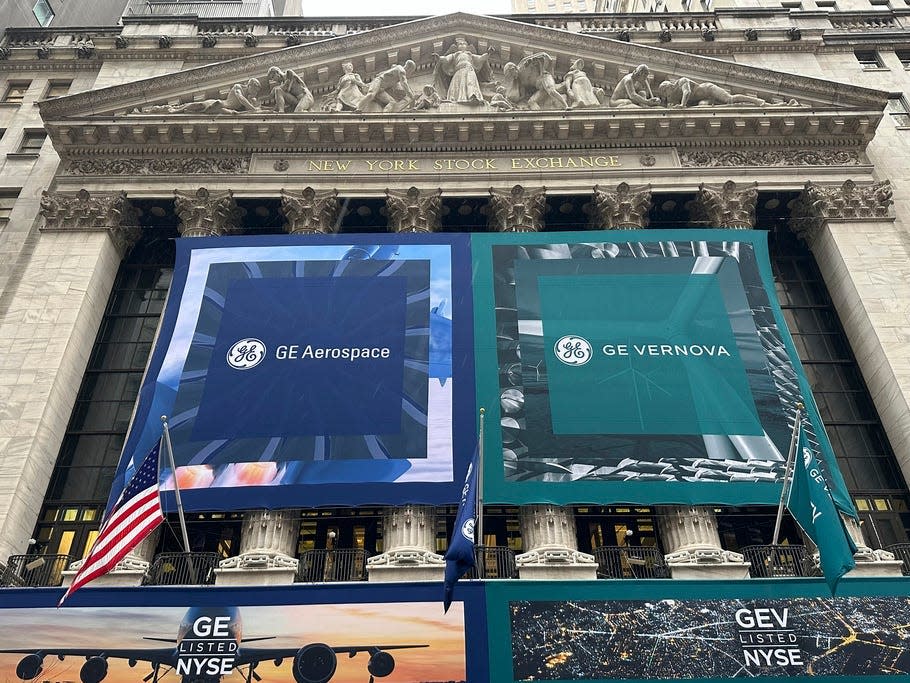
[665,548,751,580]
[61,556,150,588]
[215,552,298,586]
[828,549,905,578]
[366,548,445,582]
[516,546,598,580]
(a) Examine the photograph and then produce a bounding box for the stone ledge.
[214,566,297,586]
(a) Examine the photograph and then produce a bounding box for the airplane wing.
[233,643,427,666]
[0,647,175,665]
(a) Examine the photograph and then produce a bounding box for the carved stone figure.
[609,64,661,108]
[502,53,568,110]
[489,85,515,111]
[266,67,314,113]
[386,187,442,233]
[327,61,367,112]
[489,185,547,232]
[432,37,494,105]
[563,59,600,109]
[355,59,417,113]
[657,77,769,108]
[141,78,263,114]
[411,85,441,110]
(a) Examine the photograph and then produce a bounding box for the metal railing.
[593,546,670,579]
[297,549,369,582]
[742,545,814,578]
[886,543,910,576]
[142,552,219,586]
[0,554,72,587]
[466,546,518,579]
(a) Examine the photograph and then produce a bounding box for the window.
[2,81,30,104]
[32,0,54,26]
[887,95,910,127]
[815,0,838,9]
[897,50,910,68]
[17,130,46,154]
[0,190,19,221]
[855,51,885,70]
[44,80,71,98]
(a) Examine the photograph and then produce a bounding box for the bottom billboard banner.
[486,579,910,682]
[0,583,486,683]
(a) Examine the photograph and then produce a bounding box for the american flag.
[58,441,164,606]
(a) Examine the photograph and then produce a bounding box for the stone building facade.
[1,5,910,587]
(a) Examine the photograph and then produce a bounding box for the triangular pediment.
[39,12,888,155]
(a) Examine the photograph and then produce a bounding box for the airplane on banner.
[1,606,427,683]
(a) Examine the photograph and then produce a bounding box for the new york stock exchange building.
[2,4,910,683]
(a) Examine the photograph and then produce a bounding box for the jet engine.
[80,656,108,683]
[292,643,337,683]
[367,651,395,678]
[15,654,43,680]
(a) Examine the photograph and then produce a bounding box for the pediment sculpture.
[132,38,802,116]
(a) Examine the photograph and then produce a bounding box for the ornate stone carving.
[201,34,218,48]
[786,27,802,41]
[285,33,302,47]
[281,187,340,234]
[266,67,314,113]
[503,52,568,110]
[743,28,758,41]
[609,64,661,108]
[693,180,758,229]
[702,27,716,41]
[789,180,893,245]
[158,35,172,49]
[489,185,547,232]
[660,506,746,566]
[75,39,95,59]
[142,78,264,114]
[66,157,250,176]
[386,187,442,233]
[432,37,495,105]
[323,61,368,112]
[40,189,141,253]
[174,187,244,237]
[591,182,652,230]
[36,46,50,59]
[367,506,444,568]
[0,46,11,60]
[563,59,600,109]
[616,29,631,42]
[516,505,596,568]
[244,33,259,47]
[114,35,129,49]
[356,59,417,113]
[658,28,672,42]
[217,509,300,572]
[658,77,796,108]
[680,149,861,167]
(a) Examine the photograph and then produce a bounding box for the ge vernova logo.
[554,335,594,366]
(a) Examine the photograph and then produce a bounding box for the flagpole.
[772,403,803,546]
[160,415,192,555]
[476,408,485,551]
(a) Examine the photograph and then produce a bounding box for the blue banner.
[110,234,475,512]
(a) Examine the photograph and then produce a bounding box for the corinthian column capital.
[281,187,340,234]
[174,187,244,237]
[789,179,893,248]
[591,182,652,229]
[489,185,547,232]
[694,180,758,229]
[40,188,141,254]
[385,186,442,233]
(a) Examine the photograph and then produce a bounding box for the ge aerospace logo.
[554,335,593,366]
[226,338,266,370]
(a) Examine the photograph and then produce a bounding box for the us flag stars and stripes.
[58,441,165,606]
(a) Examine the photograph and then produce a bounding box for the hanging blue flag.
[443,446,479,612]
[788,425,857,593]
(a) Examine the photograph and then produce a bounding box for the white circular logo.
[226,338,267,370]
[554,335,593,366]
[461,518,475,543]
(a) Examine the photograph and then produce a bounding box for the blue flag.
[788,426,857,593]
[443,447,478,612]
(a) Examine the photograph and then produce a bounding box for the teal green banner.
[473,230,851,508]
[486,578,910,682]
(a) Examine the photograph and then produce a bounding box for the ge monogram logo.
[226,338,266,370]
[554,335,593,366]
[461,518,475,542]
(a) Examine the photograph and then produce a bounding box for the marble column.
[367,505,445,582]
[173,187,244,238]
[590,182,652,229]
[386,187,442,233]
[367,188,446,581]
[654,181,758,579]
[489,185,547,232]
[789,180,906,578]
[24,190,146,586]
[281,187,340,234]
